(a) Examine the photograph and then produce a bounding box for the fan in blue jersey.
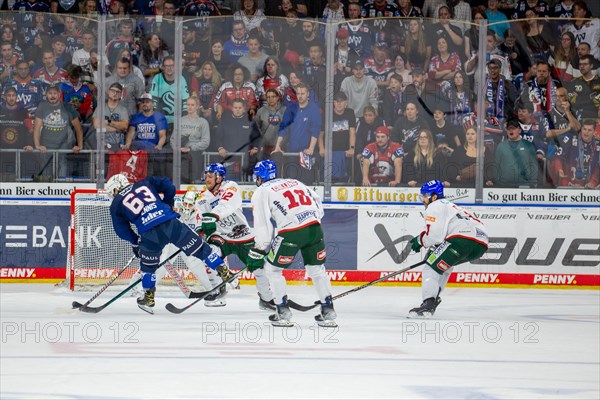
[105,173,233,314]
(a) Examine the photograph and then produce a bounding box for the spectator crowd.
[0,0,598,189]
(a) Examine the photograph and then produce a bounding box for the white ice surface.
[1,284,599,399]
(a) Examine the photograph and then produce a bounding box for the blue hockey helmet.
[204,163,226,179]
[253,160,277,184]
[420,180,444,199]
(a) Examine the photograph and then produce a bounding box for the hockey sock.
[194,243,225,270]
[253,267,274,301]
[305,264,333,303]
[421,267,452,300]
[186,256,215,291]
[141,272,156,290]
[264,261,287,305]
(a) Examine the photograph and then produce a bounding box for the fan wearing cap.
[181,24,206,77]
[482,58,517,121]
[360,125,404,187]
[124,93,167,155]
[93,82,130,151]
[105,57,145,116]
[465,30,511,90]
[31,83,84,178]
[319,91,357,182]
[494,118,539,188]
[333,27,360,88]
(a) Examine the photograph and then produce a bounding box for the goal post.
[66,189,203,291]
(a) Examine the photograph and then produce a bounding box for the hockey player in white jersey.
[249,160,337,327]
[197,163,275,310]
[409,180,489,318]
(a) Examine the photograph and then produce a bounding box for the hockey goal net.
[66,189,202,291]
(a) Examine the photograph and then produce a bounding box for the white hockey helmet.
[180,190,198,218]
[105,173,131,198]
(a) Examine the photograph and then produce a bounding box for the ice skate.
[137,287,156,314]
[315,295,338,327]
[258,293,276,311]
[204,285,227,307]
[269,296,293,327]
[216,264,233,281]
[408,297,442,318]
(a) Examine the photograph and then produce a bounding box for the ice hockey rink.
[1,283,599,399]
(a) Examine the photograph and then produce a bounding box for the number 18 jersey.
[251,178,324,250]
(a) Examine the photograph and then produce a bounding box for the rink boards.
[0,184,598,288]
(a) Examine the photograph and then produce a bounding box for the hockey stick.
[73,249,183,313]
[35,153,54,179]
[70,256,137,310]
[287,260,427,312]
[165,267,248,314]
[162,262,196,298]
[217,130,261,172]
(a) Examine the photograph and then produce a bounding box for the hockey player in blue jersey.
[105,173,233,314]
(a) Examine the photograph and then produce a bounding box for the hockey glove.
[132,244,141,258]
[246,247,267,272]
[410,235,423,253]
[201,213,219,236]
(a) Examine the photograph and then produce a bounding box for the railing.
[0,149,97,182]
[0,11,598,197]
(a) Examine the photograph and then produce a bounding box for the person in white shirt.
[71,30,95,67]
